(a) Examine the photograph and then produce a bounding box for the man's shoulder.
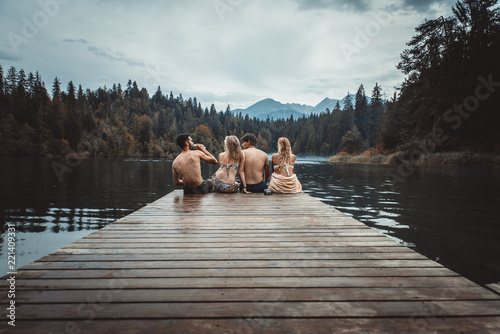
[257,149,269,159]
[174,151,196,163]
[245,148,268,161]
[247,147,267,155]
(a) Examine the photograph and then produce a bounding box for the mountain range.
[232,94,371,120]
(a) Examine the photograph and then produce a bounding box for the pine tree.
[66,81,77,112]
[52,77,61,99]
[341,92,354,133]
[0,65,4,112]
[5,66,18,95]
[153,86,162,104]
[366,83,384,147]
[17,69,27,97]
[0,64,4,96]
[354,84,368,141]
[125,79,132,97]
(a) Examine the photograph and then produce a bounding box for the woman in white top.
[268,137,302,193]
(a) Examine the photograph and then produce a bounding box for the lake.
[1,156,499,285]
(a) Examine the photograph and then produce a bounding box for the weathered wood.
[8,318,500,334]
[10,286,495,303]
[487,282,500,295]
[10,276,478,290]
[18,259,444,270]
[14,300,500,319]
[1,189,498,333]
[51,245,416,255]
[14,267,458,279]
[60,240,401,248]
[33,252,428,261]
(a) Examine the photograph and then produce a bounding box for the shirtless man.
[240,133,270,193]
[172,133,218,194]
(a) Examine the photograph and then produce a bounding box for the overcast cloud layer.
[0,0,456,110]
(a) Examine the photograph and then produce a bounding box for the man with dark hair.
[172,133,218,194]
[240,133,270,193]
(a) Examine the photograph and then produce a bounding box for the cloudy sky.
[0,0,457,110]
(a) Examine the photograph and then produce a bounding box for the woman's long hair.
[224,135,243,163]
[277,137,293,168]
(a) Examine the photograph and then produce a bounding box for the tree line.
[0,64,385,158]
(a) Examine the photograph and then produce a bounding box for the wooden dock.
[2,190,500,333]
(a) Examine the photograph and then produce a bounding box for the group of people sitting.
[172,133,302,195]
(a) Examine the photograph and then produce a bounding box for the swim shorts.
[184,179,213,195]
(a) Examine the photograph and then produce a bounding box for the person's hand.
[195,144,206,151]
[242,187,251,194]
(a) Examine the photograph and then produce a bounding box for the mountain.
[311,97,341,114]
[232,98,311,120]
[232,95,371,120]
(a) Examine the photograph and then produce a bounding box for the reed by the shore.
[329,150,500,168]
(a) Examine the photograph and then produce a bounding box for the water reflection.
[2,207,129,233]
[297,162,500,285]
[173,193,205,213]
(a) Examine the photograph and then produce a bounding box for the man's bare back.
[240,134,270,189]
[242,146,270,185]
[172,150,206,187]
[172,135,217,191]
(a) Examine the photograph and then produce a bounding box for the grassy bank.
[329,151,500,168]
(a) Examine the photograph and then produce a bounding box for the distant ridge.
[232,95,370,120]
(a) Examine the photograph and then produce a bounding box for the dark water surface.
[1,157,499,285]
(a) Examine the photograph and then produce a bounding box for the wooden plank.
[74,236,392,243]
[83,231,382,237]
[10,286,496,304]
[15,267,458,279]
[60,241,401,248]
[14,300,500,319]
[487,282,500,295]
[51,246,417,255]
[100,226,373,231]
[9,318,500,334]
[34,252,428,261]
[18,259,447,270]
[9,276,477,290]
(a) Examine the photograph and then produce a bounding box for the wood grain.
[1,189,498,333]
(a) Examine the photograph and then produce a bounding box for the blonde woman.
[269,137,302,193]
[212,136,249,193]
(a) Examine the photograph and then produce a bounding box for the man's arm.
[172,165,183,185]
[239,155,249,193]
[196,145,218,164]
[263,155,270,183]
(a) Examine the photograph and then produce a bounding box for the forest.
[0,0,498,161]
[0,65,384,158]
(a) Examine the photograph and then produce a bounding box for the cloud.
[0,49,22,61]
[401,0,456,13]
[86,46,145,68]
[296,0,371,12]
[62,38,89,44]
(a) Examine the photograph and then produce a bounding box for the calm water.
[1,157,499,285]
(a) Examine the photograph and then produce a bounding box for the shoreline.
[328,151,500,168]
[2,151,500,168]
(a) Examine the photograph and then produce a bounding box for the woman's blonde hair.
[277,137,293,167]
[224,135,243,163]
